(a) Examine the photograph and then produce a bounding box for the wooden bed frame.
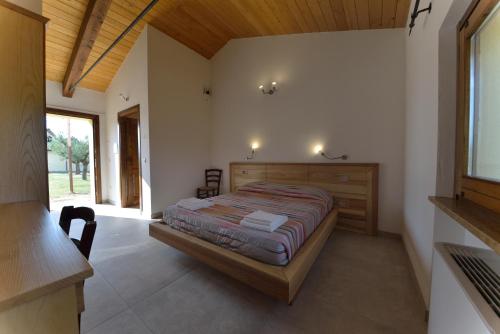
[149,162,378,304]
[230,162,379,235]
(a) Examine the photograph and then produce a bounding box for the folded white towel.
[244,210,288,225]
[241,210,288,232]
[177,198,213,211]
[179,197,206,205]
[241,218,286,232]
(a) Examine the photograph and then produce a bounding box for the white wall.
[6,0,41,14]
[403,0,476,308]
[211,30,406,234]
[103,25,211,216]
[147,26,211,215]
[105,27,151,215]
[403,0,452,308]
[46,80,106,114]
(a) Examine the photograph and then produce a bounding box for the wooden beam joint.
[62,0,112,97]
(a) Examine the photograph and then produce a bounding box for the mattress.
[162,182,333,266]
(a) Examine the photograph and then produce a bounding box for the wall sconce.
[203,87,211,97]
[259,82,277,95]
[408,0,432,36]
[246,142,259,160]
[314,145,348,161]
[119,93,129,102]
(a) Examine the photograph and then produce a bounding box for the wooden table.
[0,201,93,333]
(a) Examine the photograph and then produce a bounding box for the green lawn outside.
[49,173,90,199]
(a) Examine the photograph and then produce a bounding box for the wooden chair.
[197,169,222,199]
[59,206,97,260]
[59,206,97,332]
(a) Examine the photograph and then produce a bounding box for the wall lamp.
[203,87,211,97]
[314,145,348,161]
[408,0,432,36]
[246,142,259,160]
[259,82,277,95]
[119,93,129,102]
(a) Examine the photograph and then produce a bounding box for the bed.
[149,162,378,304]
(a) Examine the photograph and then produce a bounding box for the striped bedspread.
[162,182,333,266]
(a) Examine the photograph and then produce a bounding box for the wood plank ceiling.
[44,0,411,92]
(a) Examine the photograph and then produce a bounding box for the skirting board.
[377,230,402,239]
[151,211,163,219]
[402,224,430,310]
[102,199,117,206]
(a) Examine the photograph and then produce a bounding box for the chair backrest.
[205,169,222,195]
[59,206,97,260]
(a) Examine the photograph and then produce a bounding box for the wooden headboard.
[230,162,379,235]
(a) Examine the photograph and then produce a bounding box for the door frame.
[46,108,103,204]
[118,105,142,209]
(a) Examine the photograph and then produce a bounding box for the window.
[457,0,500,213]
[468,2,500,181]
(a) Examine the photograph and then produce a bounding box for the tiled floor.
[53,213,427,334]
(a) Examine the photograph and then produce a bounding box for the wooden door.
[125,118,140,206]
[119,107,141,208]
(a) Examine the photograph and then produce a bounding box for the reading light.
[259,82,277,95]
[314,145,348,161]
[247,142,259,160]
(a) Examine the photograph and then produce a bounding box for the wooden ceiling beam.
[45,0,412,93]
[62,0,112,97]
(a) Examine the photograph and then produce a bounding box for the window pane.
[468,4,500,182]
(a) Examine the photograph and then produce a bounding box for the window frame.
[456,0,500,214]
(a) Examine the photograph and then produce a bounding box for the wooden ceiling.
[44,0,411,92]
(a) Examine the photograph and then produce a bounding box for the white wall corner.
[46,80,106,115]
[146,25,211,214]
[104,26,151,217]
[210,29,406,234]
[6,0,42,15]
[402,224,431,309]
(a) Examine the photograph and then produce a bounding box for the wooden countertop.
[0,201,93,311]
[429,196,500,254]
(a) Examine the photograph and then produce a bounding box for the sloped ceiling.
[44,0,410,92]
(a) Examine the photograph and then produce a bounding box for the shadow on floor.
[50,213,427,334]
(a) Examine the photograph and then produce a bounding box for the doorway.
[46,108,102,210]
[118,105,141,209]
